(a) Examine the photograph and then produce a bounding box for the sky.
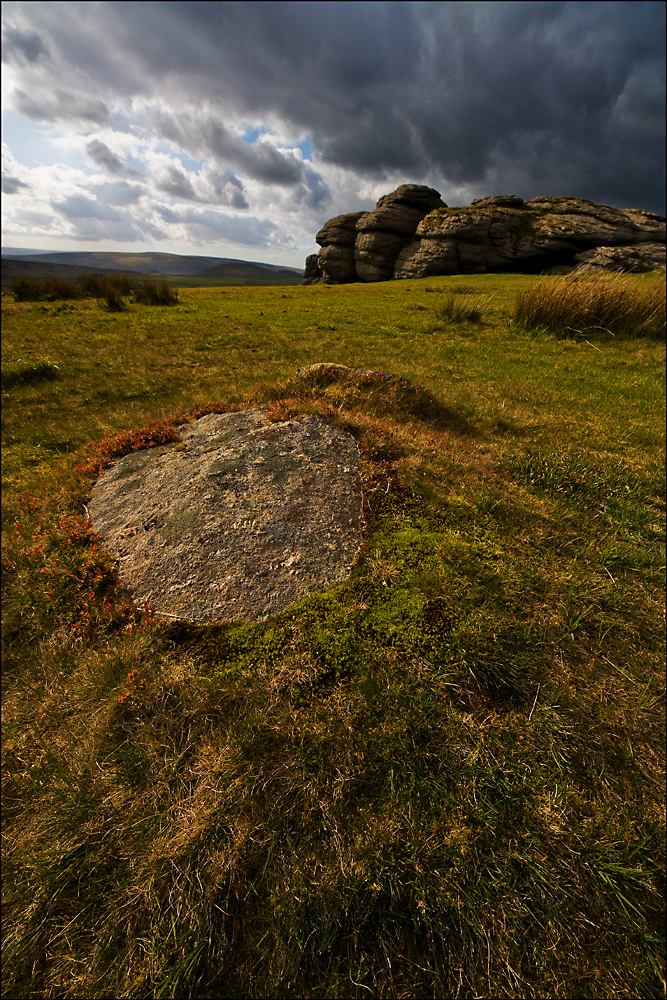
[1,1,665,267]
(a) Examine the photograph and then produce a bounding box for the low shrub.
[9,273,132,303]
[133,277,179,305]
[513,271,666,340]
[6,272,181,311]
[81,274,131,299]
[102,284,126,312]
[269,363,471,433]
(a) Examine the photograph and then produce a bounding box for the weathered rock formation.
[303,187,666,284]
[88,409,364,623]
[305,185,445,285]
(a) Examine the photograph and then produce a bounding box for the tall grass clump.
[513,271,666,340]
[133,277,179,305]
[81,273,132,300]
[433,292,487,324]
[101,282,126,312]
[7,272,180,310]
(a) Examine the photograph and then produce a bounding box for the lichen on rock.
[88,409,365,623]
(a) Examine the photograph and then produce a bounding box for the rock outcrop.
[304,185,445,284]
[303,188,666,284]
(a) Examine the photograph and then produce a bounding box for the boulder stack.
[303,188,666,283]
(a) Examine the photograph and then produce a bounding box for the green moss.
[205,452,248,477]
[159,502,200,543]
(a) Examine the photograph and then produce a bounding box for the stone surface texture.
[303,185,446,285]
[304,187,666,283]
[573,242,667,273]
[88,410,364,623]
[303,253,323,282]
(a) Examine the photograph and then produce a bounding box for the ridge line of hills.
[1,249,304,289]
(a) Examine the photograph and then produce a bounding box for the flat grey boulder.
[88,410,364,623]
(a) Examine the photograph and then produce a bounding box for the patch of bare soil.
[88,409,364,622]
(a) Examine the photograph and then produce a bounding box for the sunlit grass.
[513,270,666,341]
[432,291,490,323]
[1,273,665,999]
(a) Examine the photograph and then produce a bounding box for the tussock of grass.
[264,363,473,436]
[133,277,179,306]
[433,292,489,324]
[513,271,666,340]
[1,274,665,998]
[1,357,61,390]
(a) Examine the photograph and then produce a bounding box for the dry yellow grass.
[513,270,665,340]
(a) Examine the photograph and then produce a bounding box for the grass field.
[1,272,665,998]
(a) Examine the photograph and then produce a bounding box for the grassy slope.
[1,273,665,999]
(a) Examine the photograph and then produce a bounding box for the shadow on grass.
[262,363,475,437]
[1,358,61,390]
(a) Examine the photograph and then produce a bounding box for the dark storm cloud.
[150,161,250,208]
[150,110,305,186]
[203,168,250,210]
[3,1,665,212]
[151,163,198,201]
[86,140,142,178]
[14,88,110,125]
[2,23,48,64]
[295,168,331,211]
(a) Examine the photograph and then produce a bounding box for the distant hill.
[1,258,138,290]
[2,246,55,256]
[1,249,304,289]
[196,260,302,282]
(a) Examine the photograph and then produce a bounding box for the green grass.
[1,272,665,999]
[1,357,62,390]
